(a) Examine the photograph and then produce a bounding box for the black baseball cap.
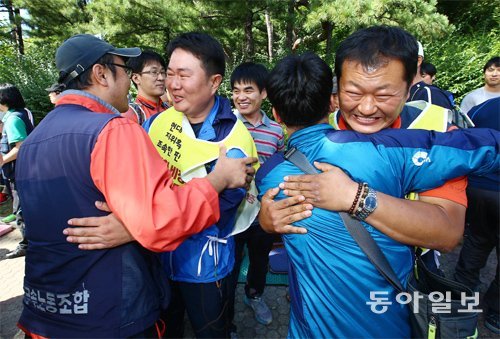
[45,82,65,93]
[56,34,141,84]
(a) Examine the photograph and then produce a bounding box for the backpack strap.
[411,83,456,110]
[409,84,422,102]
[284,147,405,292]
[129,103,146,125]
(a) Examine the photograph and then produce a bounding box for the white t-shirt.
[460,87,500,114]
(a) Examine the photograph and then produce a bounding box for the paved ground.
[1,224,497,338]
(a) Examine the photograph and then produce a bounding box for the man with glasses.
[14,34,256,338]
[122,50,170,125]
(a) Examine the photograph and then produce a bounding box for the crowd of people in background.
[1,23,499,338]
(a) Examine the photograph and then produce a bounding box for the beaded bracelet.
[354,183,370,216]
[348,182,364,215]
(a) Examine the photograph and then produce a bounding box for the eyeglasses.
[138,70,167,78]
[105,63,133,77]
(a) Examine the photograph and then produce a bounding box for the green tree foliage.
[82,0,199,54]
[0,43,58,123]
[0,0,497,118]
[0,0,25,53]
[424,0,499,102]
[299,0,451,62]
[13,0,91,47]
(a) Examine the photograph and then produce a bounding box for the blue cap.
[56,34,141,84]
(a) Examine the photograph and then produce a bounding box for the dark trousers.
[227,224,276,330]
[162,278,231,338]
[455,186,499,314]
[5,177,27,249]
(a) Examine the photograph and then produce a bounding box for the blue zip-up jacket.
[16,91,169,338]
[145,96,247,282]
[256,124,499,338]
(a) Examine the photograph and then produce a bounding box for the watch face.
[365,195,377,210]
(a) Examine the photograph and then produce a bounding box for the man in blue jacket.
[256,52,498,338]
[143,32,258,338]
[15,34,256,338]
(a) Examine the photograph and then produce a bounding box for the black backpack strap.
[129,103,146,125]
[284,146,405,292]
[409,84,422,101]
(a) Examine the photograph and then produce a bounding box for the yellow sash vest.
[405,101,448,132]
[148,107,260,236]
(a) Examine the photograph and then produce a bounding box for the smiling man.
[143,32,259,338]
[255,51,498,338]
[14,34,256,338]
[260,27,468,271]
[121,50,169,124]
[228,62,284,329]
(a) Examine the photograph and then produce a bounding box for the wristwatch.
[355,187,378,220]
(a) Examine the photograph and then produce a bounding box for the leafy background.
[0,0,498,123]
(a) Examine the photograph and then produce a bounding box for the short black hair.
[127,50,166,73]
[127,50,166,88]
[0,83,26,110]
[420,62,437,77]
[230,62,269,92]
[335,25,418,89]
[62,54,118,90]
[167,32,225,77]
[483,56,500,73]
[267,52,332,128]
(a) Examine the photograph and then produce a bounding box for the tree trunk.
[265,8,273,62]
[285,0,294,52]
[5,0,24,55]
[323,21,333,63]
[244,8,254,61]
[13,7,24,55]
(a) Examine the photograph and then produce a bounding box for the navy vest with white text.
[16,104,169,337]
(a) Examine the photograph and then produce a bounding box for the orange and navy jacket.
[15,90,219,337]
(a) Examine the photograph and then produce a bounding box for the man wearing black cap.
[14,34,256,337]
[45,82,65,104]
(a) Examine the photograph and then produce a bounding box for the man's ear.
[329,93,339,112]
[417,56,423,68]
[131,73,140,86]
[261,88,267,100]
[211,74,223,93]
[91,64,109,86]
[272,107,282,123]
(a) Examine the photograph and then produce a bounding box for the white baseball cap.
[417,41,424,58]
